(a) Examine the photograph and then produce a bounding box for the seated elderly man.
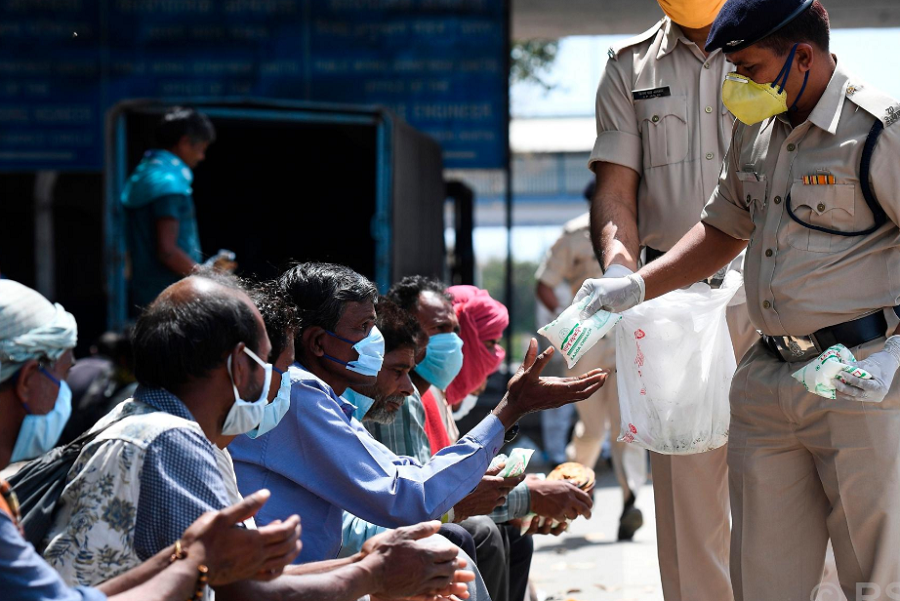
[341,297,527,601]
[230,262,607,566]
[42,273,472,601]
[0,279,303,601]
[388,277,596,528]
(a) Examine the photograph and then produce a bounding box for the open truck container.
[105,99,446,330]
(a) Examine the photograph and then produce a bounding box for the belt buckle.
[771,334,820,362]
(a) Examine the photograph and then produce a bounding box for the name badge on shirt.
[632,86,671,101]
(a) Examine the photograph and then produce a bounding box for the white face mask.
[247,367,292,439]
[222,346,272,436]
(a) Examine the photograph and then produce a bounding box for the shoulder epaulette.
[607,17,666,60]
[846,80,900,128]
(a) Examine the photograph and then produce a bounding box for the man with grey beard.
[340,297,527,601]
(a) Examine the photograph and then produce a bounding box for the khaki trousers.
[652,302,759,601]
[565,335,648,499]
[729,328,900,601]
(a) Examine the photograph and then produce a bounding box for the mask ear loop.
[771,43,800,94]
[789,71,810,112]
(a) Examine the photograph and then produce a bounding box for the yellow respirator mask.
[657,0,726,29]
[722,43,809,126]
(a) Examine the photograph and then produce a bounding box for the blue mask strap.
[771,43,800,94]
[273,366,285,375]
[325,330,358,346]
[323,354,350,367]
[39,366,62,388]
[789,70,810,112]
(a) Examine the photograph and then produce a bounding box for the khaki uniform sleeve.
[701,125,754,240]
[869,122,900,227]
[588,55,642,175]
[535,232,573,288]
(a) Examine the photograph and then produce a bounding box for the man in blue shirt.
[121,107,213,307]
[230,262,609,563]
[42,272,471,600]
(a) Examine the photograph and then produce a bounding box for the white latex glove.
[574,268,645,320]
[834,336,900,403]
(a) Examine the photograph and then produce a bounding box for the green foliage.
[480,258,539,361]
[510,40,559,90]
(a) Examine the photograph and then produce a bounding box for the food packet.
[538,297,621,368]
[792,344,873,400]
[496,448,534,478]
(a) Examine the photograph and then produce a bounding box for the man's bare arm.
[639,222,747,301]
[155,217,198,276]
[591,162,641,272]
[535,281,560,313]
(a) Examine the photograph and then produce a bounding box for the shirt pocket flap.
[736,172,767,208]
[790,184,855,218]
[634,96,687,127]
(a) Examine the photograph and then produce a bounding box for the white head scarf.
[0,280,78,383]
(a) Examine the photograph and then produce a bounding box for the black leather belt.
[762,310,888,363]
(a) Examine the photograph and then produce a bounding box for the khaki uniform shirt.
[535,213,603,298]
[589,17,734,252]
[702,60,900,336]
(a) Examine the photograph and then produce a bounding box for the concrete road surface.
[529,465,663,601]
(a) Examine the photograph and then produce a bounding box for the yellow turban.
[657,0,727,29]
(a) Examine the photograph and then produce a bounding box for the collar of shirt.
[807,56,850,135]
[133,385,197,422]
[657,17,718,63]
[774,55,848,136]
[292,361,357,420]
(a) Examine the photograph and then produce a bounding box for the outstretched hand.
[493,339,607,428]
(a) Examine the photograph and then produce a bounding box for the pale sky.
[512,28,900,118]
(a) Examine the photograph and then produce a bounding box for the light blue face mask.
[11,366,73,463]
[223,346,272,436]
[341,387,376,422]
[247,366,292,439]
[415,332,464,390]
[324,325,385,378]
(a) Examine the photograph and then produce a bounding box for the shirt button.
[705,106,713,113]
[765,249,773,257]
[652,115,660,123]
[746,194,752,202]
[763,300,772,309]
[787,143,797,151]
[774,196,782,204]
[706,152,714,160]
[817,203,826,212]
[704,63,710,69]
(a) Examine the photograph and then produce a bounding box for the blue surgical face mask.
[415,332,464,390]
[11,366,73,463]
[341,387,376,422]
[223,346,272,436]
[324,325,385,378]
[247,367,291,439]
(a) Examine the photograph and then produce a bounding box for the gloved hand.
[834,336,900,403]
[574,264,645,320]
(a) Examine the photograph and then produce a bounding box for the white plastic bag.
[538,297,621,369]
[615,271,743,455]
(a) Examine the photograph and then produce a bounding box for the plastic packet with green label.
[495,448,534,478]
[792,344,873,400]
[538,297,621,369]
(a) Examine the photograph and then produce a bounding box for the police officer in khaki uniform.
[535,190,648,541]
[584,1,758,598]
[578,1,900,599]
